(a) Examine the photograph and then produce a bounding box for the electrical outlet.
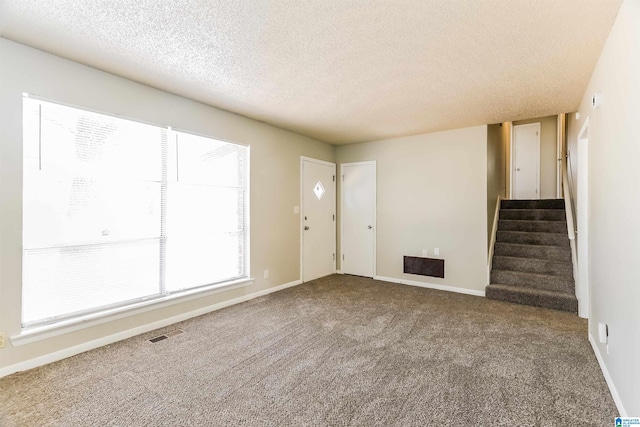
[0,332,6,349]
[434,248,440,256]
[263,269,269,279]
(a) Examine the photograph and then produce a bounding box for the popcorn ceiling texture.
[0,0,623,144]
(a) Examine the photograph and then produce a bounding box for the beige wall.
[487,124,506,249]
[565,0,640,415]
[335,126,488,293]
[512,115,558,199]
[0,38,333,371]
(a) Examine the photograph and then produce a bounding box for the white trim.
[1,279,302,378]
[336,270,343,274]
[300,157,337,283]
[374,275,485,297]
[576,117,590,319]
[588,333,627,417]
[13,278,255,345]
[562,165,580,317]
[511,122,541,199]
[556,114,562,198]
[339,161,377,278]
[487,196,501,285]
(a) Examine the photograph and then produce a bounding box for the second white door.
[513,123,540,199]
[341,161,376,277]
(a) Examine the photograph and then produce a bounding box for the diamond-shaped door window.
[313,181,325,200]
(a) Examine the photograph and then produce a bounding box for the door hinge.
[333,214,335,221]
[342,175,345,181]
[333,253,335,261]
[333,175,335,182]
[536,131,539,136]
[342,254,344,260]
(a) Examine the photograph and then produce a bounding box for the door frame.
[300,156,336,282]
[339,161,377,278]
[556,114,564,198]
[576,117,590,318]
[510,122,541,199]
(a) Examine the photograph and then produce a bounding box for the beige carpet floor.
[0,275,617,426]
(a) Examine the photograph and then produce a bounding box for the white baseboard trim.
[0,279,302,379]
[374,275,485,297]
[336,270,343,274]
[588,333,627,417]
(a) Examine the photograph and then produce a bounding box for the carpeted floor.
[0,275,617,426]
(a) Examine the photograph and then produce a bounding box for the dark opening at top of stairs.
[486,199,577,313]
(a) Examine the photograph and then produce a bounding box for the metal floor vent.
[149,329,184,343]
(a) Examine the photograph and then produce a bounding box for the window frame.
[20,94,252,331]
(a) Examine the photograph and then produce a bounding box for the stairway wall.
[566,0,640,415]
[487,124,506,251]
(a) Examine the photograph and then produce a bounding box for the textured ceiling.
[0,0,622,144]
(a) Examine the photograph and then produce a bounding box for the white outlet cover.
[598,322,608,344]
[434,248,440,256]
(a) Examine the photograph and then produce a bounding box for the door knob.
[304,226,309,230]
[367,225,373,229]
[516,168,521,171]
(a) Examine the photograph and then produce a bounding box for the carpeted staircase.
[486,199,578,313]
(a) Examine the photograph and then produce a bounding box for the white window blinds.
[22,97,249,327]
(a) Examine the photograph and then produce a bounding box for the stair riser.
[492,257,573,278]
[500,210,566,221]
[494,243,572,262]
[486,286,577,313]
[501,199,565,210]
[496,231,570,247]
[498,220,568,234]
[491,270,574,293]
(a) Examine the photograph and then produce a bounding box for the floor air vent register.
[149,329,184,343]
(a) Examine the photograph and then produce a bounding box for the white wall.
[336,126,488,294]
[566,0,639,415]
[0,38,333,372]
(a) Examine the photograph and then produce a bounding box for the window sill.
[11,277,255,347]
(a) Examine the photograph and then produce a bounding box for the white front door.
[513,123,540,199]
[341,162,376,277]
[301,157,335,282]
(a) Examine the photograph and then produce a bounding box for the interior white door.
[513,123,540,199]
[301,158,335,282]
[341,162,376,277]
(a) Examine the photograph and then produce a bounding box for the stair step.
[494,242,571,262]
[501,199,565,210]
[486,284,577,313]
[496,230,570,247]
[500,209,566,221]
[492,256,573,278]
[498,219,568,234]
[491,269,575,293]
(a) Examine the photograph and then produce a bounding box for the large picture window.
[22,96,249,327]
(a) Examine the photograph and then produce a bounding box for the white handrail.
[487,196,501,285]
[563,167,576,241]
[562,157,579,298]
